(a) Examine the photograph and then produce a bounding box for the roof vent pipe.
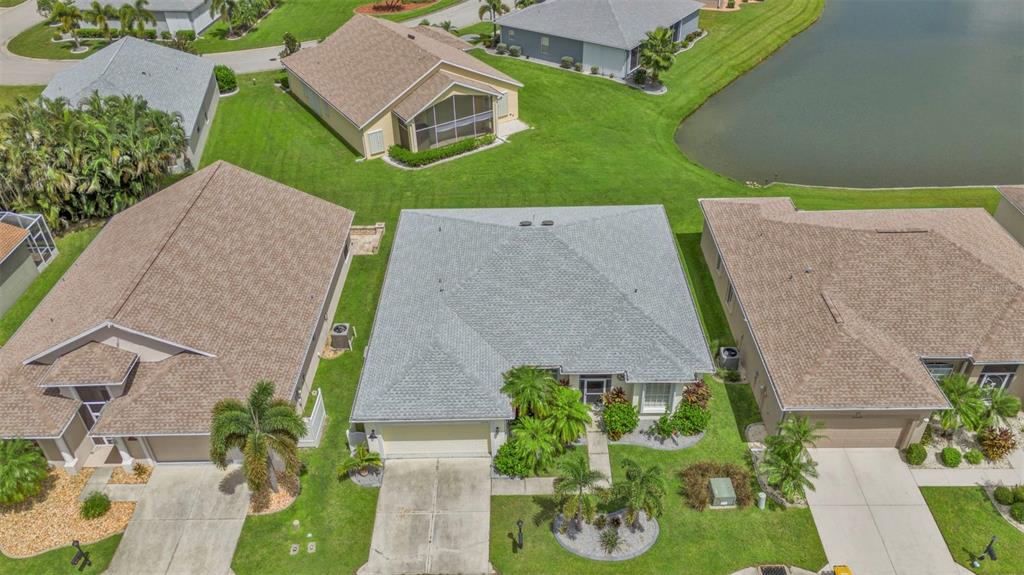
[519,220,532,227]
[541,220,554,226]
[408,34,416,40]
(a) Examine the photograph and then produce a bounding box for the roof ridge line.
[98,37,127,78]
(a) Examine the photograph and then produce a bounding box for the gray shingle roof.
[41,37,214,136]
[73,0,207,13]
[351,206,714,423]
[497,0,704,50]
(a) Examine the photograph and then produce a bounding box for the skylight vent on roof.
[408,34,416,40]
[541,220,554,226]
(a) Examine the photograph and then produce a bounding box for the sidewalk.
[585,418,611,487]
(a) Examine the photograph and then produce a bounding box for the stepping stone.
[289,544,299,556]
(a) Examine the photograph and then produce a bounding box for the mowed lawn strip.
[0,535,121,575]
[921,486,1024,574]
[0,85,43,108]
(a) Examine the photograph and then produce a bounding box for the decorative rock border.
[610,426,704,451]
[983,486,1024,534]
[552,509,659,561]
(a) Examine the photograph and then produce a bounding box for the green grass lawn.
[6,23,107,60]
[0,535,121,575]
[0,0,27,7]
[0,225,102,346]
[0,85,43,108]
[922,487,1024,574]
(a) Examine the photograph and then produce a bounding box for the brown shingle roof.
[282,15,521,128]
[999,186,1024,214]
[37,342,138,387]
[700,197,1024,410]
[0,222,28,263]
[0,161,354,437]
[392,71,500,121]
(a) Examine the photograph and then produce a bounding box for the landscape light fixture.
[516,519,524,551]
[970,536,997,568]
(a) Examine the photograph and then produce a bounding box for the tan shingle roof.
[37,342,138,387]
[0,161,354,437]
[282,15,520,128]
[392,71,500,121]
[0,222,28,263]
[999,186,1024,214]
[700,197,1024,410]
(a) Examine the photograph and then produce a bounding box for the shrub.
[599,528,622,554]
[602,402,639,441]
[80,491,111,519]
[493,440,531,478]
[632,67,647,85]
[601,386,628,406]
[920,423,934,446]
[593,514,607,529]
[495,42,508,55]
[671,402,711,436]
[278,74,290,90]
[160,31,172,40]
[132,462,149,478]
[940,447,962,468]
[680,461,753,510]
[388,133,495,167]
[573,62,582,72]
[508,45,521,57]
[964,449,983,465]
[214,65,237,94]
[681,41,690,49]
[52,31,63,41]
[590,65,599,74]
[978,427,1017,461]
[727,0,735,7]
[176,30,197,41]
[609,515,622,529]
[1014,485,1024,504]
[719,369,742,383]
[560,56,574,69]
[682,381,712,409]
[0,440,49,505]
[1011,502,1024,524]
[652,414,675,439]
[904,443,927,465]
[281,31,300,56]
[994,485,1015,506]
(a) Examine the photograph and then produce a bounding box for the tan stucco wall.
[147,435,211,462]
[995,197,1024,245]
[370,422,491,458]
[288,70,367,157]
[125,437,149,460]
[36,438,63,463]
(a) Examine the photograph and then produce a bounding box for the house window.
[978,364,1018,393]
[715,253,722,270]
[540,36,549,55]
[642,383,673,413]
[726,283,734,303]
[412,94,494,152]
[923,361,955,382]
[508,29,514,39]
[629,46,640,71]
[579,375,610,405]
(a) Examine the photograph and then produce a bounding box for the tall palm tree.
[478,0,509,38]
[546,386,592,445]
[777,415,826,453]
[512,416,559,475]
[117,4,136,36]
[938,374,984,445]
[84,1,116,41]
[52,1,84,51]
[761,445,818,502]
[209,380,307,493]
[211,0,237,38]
[639,27,678,85]
[131,0,155,36]
[0,439,49,505]
[553,452,606,529]
[978,388,1021,431]
[611,458,665,527]
[501,366,556,418]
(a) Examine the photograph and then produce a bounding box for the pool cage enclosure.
[0,212,58,271]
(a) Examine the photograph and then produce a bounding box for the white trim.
[396,81,503,123]
[22,321,214,366]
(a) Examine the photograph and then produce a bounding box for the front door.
[580,376,610,405]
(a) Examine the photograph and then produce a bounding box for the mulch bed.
[248,474,300,515]
[109,465,152,485]
[354,0,436,14]
[0,469,134,558]
[552,509,659,561]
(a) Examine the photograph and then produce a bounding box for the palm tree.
[512,416,560,475]
[0,439,49,505]
[209,380,307,493]
[514,0,533,8]
[501,366,556,418]
[52,1,83,51]
[938,374,984,445]
[612,458,665,527]
[211,0,237,38]
[978,388,1021,431]
[546,386,592,445]
[760,445,819,502]
[776,415,826,453]
[338,442,382,477]
[84,1,116,41]
[639,27,678,85]
[131,0,155,36]
[553,452,606,529]
[117,4,136,36]
[478,0,509,38]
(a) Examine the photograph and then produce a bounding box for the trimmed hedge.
[904,443,927,466]
[940,447,962,468]
[1014,485,1024,504]
[964,449,983,465]
[994,485,1015,506]
[1011,502,1024,524]
[602,402,639,441]
[215,65,238,94]
[388,134,495,167]
[80,491,111,519]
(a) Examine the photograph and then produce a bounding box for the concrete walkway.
[78,467,147,502]
[806,448,960,575]
[106,464,250,575]
[406,0,485,29]
[585,418,611,487]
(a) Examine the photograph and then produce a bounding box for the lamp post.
[516,519,524,551]
[970,536,997,568]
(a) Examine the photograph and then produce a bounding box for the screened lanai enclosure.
[398,94,496,152]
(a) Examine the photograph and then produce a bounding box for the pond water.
[675,0,1024,188]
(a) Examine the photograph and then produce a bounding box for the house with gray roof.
[42,37,219,166]
[496,0,703,77]
[72,0,217,35]
[350,205,713,460]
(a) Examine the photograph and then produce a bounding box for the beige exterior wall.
[147,435,211,462]
[288,69,367,157]
[797,410,931,449]
[995,197,1024,245]
[36,438,64,463]
[369,422,492,459]
[125,437,150,461]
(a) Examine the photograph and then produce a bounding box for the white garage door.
[381,423,490,459]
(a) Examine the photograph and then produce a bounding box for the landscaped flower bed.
[552,509,658,561]
[108,463,152,485]
[902,415,1021,470]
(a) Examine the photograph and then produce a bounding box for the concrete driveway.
[106,464,250,575]
[360,458,492,575]
[806,448,960,575]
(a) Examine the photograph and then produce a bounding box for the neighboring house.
[41,37,219,166]
[995,185,1024,245]
[283,15,523,160]
[72,0,217,35]
[700,197,1024,448]
[350,206,714,460]
[0,161,354,473]
[496,0,703,77]
[0,213,58,318]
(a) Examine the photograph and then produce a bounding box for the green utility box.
[710,477,736,507]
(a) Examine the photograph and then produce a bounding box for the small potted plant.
[338,442,382,477]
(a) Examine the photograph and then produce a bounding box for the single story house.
[700,197,1024,448]
[0,213,57,317]
[496,0,703,77]
[0,161,354,472]
[41,37,219,166]
[350,206,714,460]
[283,15,522,160]
[72,0,217,35]
[995,186,1024,245]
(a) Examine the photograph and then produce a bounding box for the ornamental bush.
[680,461,753,510]
[493,440,531,478]
[904,443,927,466]
[495,42,508,55]
[388,134,495,167]
[175,30,197,41]
[602,402,639,441]
[560,56,574,69]
[573,62,582,72]
[508,45,521,57]
[671,401,711,436]
[214,65,237,94]
[940,447,962,468]
[590,66,599,74]
[964,449,983,465]
[632,67,648,85]
[80,491,111,519]
[994,485,1015,506]
[682,381,712,409]
[601,386,629,406]
[1014,485,1024,504]
[1011,502,1024,524]
[0,439,49,505]
[979,427,1017,461]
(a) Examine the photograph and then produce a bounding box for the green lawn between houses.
[922,487,1024,574]
[0,0,27,7]
[0,535,121,575]
[0,85,43,108]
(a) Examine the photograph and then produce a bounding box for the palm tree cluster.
[114,0,157,38]
[552,453,666,533]
[216,0,277,38]
[209,380,307,494]
[478,0,508,38]
[760,416,825,502]
[0,94,187,231]
[638,27,678,85]
[0,439,50,506]
[938,373,1020,444]
[501,366,592,475]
